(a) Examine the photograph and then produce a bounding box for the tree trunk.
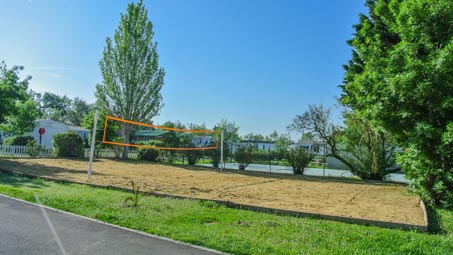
[122,125,129,159]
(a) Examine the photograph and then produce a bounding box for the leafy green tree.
[67,97,93,126]
[0,61,34,130]
[269,131,292,160]
[41,92,72,123]
[340,111,396,180]
[81,109,119,148]
[289,104,395,180]
[243,133,265,141]
[287,147,315,175]
[341,0,453,207]
[234,144,254,170]
[0,100,38,135]
[214,119,240,160]
[96,0,165,159]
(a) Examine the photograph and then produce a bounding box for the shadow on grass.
[427,206,445,234]
[0,158,109,178]
[0,171,50,189]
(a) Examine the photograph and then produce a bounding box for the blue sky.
[0,0,367,140]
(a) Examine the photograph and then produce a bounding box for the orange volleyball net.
[102,116,218,151]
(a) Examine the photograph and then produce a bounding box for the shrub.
[287,147,315,175]
[251,150,277,164]
[234,145,254,170]
[53,132,84,157]
[210,144,220,167]
[26,140,42,158]
[3,135,35,146]
[137,141,160,162]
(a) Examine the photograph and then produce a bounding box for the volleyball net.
[102,116,218,151]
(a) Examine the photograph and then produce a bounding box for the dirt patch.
[0,158,425,226]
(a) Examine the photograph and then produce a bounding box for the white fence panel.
[0,145,53,158]
[0,145,137,159]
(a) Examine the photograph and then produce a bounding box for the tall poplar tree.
[96,0,165,158]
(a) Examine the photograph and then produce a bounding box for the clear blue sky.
[0,0,367,140]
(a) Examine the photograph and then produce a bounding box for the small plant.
[123,181,141,208]
[26,140,42,158]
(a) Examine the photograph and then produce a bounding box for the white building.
[239,140,276,151]
[25,119,89,148]
[288,140,326,156]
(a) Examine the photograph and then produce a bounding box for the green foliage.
[250,150,277,164]
[82,109,119,148]
[340,112,396,180]
[26,140,42,158]
[40,92,72,123]
[0,61,37,135]
[123,181,141,208]
[96,0,165,159]
[287,147,315,175]
[0,61,31,124]
[234,145,254,170]
[53,133,84,157]
[137,141,160,162]
[0,99,38,135]
[341,0,453,206]
[186,148,202,165]
[66,97,92,126]
[210,146,221,167]
[399,146,453,210]
[3,135,35,146]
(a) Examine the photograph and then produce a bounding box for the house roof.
[240,140,275,144]
[68,125,89,132]
[134,129,191,138]
[134,130,170,137]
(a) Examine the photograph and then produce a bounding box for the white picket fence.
[0,145,54,158]
[0,145,138,159]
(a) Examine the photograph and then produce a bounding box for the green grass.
[0,172,452,255]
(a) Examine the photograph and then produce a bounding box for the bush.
[137,141,160,162]
[210,145,221,167]
[53,133,84,157]
[234,145,254,170]
[287,147,315,175]
[26,140,42,158]
[251,150,278,164]
[3,135,35,146]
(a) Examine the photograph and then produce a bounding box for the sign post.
[87,110,99,180]
[38,128,45,145]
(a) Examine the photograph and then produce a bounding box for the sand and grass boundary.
[0,158,428,231]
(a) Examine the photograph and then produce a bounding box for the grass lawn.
[0,158,425,226]
[0,172,452,255]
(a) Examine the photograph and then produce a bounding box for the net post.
[87,109,99,180]
[220,128,224,172]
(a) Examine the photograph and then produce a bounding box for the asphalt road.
[0,195,224,255]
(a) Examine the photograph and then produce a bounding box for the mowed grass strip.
[0,172,452,255]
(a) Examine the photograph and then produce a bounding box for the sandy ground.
[0,158,425,226]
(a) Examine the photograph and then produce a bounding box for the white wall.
[27,119,68,148]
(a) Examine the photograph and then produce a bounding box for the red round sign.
[39,128,46,135]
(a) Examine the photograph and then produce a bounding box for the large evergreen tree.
[96,0,165,158]
[341,0,453,207]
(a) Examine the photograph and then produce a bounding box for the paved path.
[0,195,224,255]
